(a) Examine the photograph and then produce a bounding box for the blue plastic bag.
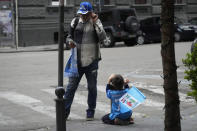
[64,48,79,77]
[119,86,146,113]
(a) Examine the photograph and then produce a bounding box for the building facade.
[0,0,197,46]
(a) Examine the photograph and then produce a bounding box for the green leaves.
[182,43,197,102]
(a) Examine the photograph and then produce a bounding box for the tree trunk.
[161,0,181,131]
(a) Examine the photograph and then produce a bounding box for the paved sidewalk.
[1,43,197,131]
[32,112,197,131]
[49,116,164,131]
[25,101,197,131]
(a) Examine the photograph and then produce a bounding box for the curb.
[0,48,58,53]
[0,45,71,53]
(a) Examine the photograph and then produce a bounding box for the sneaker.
[65,110,70,121]
[129,117,134,124]
[114,118,130,125]
[86,110,95,121]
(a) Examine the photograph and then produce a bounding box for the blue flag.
[119,86,146,113]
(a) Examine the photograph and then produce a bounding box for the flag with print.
[119,86,146,113]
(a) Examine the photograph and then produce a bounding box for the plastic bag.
[64,48,79,77]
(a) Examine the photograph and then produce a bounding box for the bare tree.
[161,0,181,131]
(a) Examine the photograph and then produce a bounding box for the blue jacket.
[106,84,132,120]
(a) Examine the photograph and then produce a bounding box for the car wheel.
[136,35,145,45]
[174,32,181,42]
[102,32,115,47]
[124,39,136,46]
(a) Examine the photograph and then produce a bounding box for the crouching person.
[102,74,134,125]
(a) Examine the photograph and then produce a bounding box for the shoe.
[65,110,70,120]
[86,109,95,121]
[114,118,130,125]
[129,117,134,124]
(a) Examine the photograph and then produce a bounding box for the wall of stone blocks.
[152,0,161,5]
[187,0,197,18]
[1,0,197,46]
[187,0,197,4]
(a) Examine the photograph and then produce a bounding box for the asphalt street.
[0,42,197,131]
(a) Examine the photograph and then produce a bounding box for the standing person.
[64,1,106,121]
[102,74,134,125]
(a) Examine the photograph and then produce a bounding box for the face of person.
[80,12,91,22]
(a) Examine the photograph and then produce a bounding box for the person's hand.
[108,74,115,84]
[124,79,130,85]
[91,12,98,23]
[69,42,76,48]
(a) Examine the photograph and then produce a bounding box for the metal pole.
[58,0,64,86]
[15,0,18,49]
[55,88,66,131]
[55,0,66,131]
[10,0,15,48]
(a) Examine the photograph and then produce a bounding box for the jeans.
[64,61,98,116]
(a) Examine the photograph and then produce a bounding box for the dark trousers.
[64,61,98,116]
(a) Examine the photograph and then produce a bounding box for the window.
[99,12,113,22]
[155,17,161,25]
[120,10,136,21]
[135,0,147,4]
[141,18,154,26]
[104,0,110,5]
[189,18,197,25]
[52,0,67,6]
[175,0,182,4]
[54,32,58,43]
[174,17,183,24]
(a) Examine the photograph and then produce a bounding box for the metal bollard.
[55,87,66,131]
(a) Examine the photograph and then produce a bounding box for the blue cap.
[77,2,93,14]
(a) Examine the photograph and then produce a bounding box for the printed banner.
[119,86,146,112]
[120,93,141,110]
[0,10,13,38]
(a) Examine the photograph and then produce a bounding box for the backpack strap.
[73,17,79,30]
[70,17,79,39]
[70,17,98,40]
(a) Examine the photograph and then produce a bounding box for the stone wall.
[1,0,197,46]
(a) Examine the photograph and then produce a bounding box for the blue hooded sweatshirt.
[106,84,132,120]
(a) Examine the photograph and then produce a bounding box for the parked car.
[139,16,196,44]
[98,8,143,47]
[188,17,197,38]
[139,16,161,44]
[191,38,197,53]
[174,17,197,40]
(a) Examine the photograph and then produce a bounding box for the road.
[0,42,197,131]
